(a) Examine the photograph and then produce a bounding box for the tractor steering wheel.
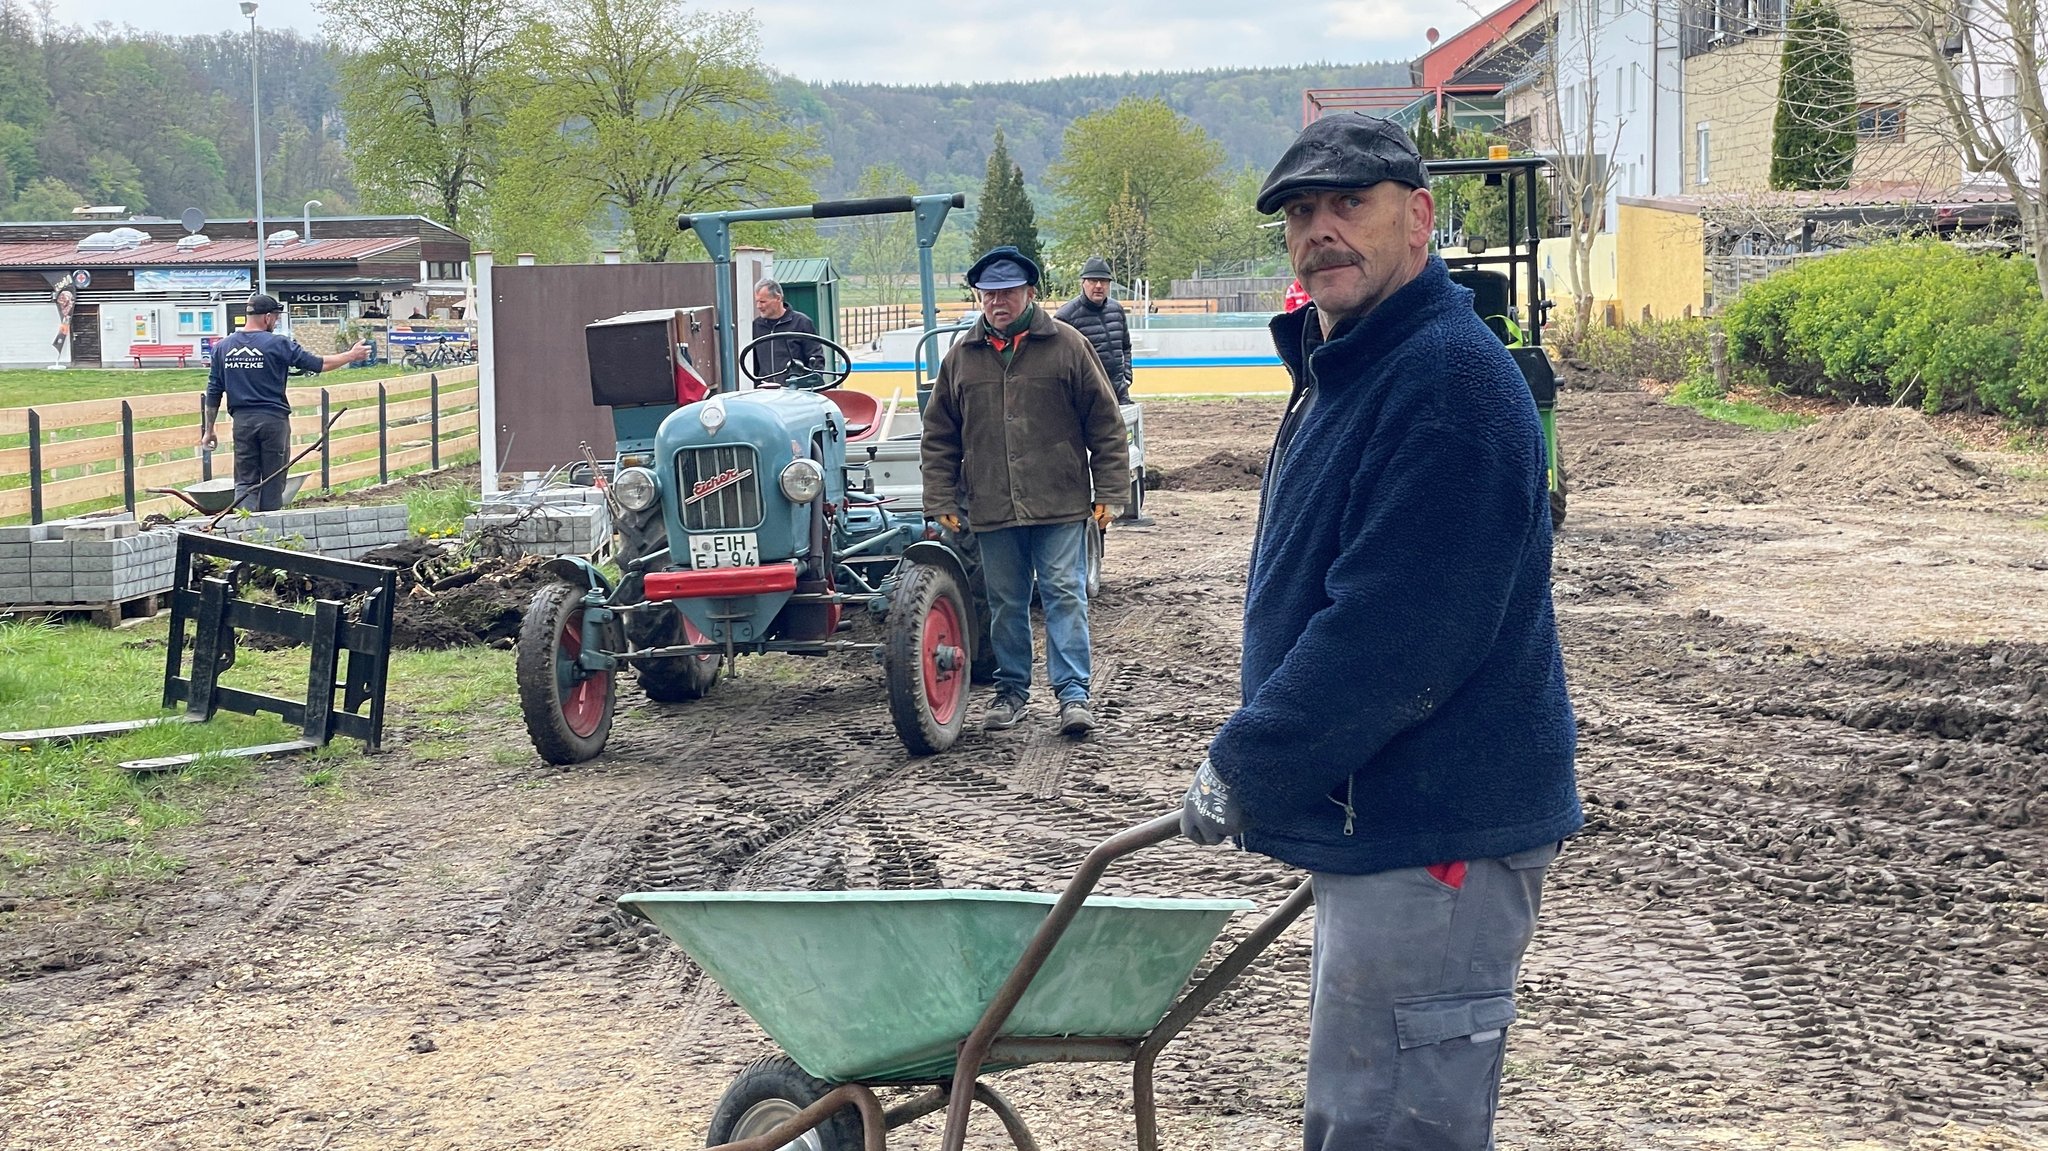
[737,331,854,391]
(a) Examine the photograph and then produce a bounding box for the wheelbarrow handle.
[939,812,1182,1147]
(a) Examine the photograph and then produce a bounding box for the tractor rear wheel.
[517,581,615,765]
[635,609,720,702]
[704,1055,863,1151]
[885,562,970,756]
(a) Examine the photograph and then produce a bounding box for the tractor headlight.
[779,458,825,503]
[698,400,727,432]
[613,466,658,512]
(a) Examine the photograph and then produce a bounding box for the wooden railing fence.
[0,365,480,524]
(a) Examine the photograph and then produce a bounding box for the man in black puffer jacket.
[1054,255,1132,402]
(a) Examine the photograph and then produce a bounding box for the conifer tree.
[969,129,1042,266]
[1769,0,1858,191]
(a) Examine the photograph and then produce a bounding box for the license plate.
[688,532,759,570]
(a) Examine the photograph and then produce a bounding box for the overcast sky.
[46,0,1457,84]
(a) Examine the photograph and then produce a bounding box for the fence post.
[121,401,136,514]
[377,383,388,485]
[27,408,42,525]
[199,394,213,481]
[430,373,441,470]
[320,389,331,490]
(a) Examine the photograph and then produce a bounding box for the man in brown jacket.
[921,245,1131,737]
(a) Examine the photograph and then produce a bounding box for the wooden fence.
[0,365,480,524]
[837,302,979,348]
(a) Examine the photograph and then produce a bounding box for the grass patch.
[1667,377,1815,432]
[0,614,512,892]
[406,477,481,537]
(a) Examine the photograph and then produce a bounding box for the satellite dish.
[180,208,205,234]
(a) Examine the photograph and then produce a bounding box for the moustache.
[1300,252,1361,274]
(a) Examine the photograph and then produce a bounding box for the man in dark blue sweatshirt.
[199,293,367,511]
[1180,114,1582,1150]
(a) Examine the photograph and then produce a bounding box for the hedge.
[1722,242,2048,422]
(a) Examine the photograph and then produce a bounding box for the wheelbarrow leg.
[1132,877,1316,1151]
[971,1082,1040,1151]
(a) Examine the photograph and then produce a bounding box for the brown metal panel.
[490,262,724,474]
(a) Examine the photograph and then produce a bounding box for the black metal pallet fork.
[0,533,396,772]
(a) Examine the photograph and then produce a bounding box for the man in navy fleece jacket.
[1180,113,1583,1151]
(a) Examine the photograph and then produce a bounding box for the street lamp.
[241,0,266,300]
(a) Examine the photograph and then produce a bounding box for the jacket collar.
[1270,254,1456,384]
[975,301,1056,344]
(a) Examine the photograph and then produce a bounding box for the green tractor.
[1430,154,1567,529]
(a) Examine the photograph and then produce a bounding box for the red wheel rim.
[681,617,715,665]
[556,610,610,738]
[921,593,964,726]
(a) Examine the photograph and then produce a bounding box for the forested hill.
[777,63,1413,198]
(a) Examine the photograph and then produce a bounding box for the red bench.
[130,343,192,367]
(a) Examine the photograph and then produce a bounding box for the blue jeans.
[975,521,1090,705]
[1305,842,1558,1150]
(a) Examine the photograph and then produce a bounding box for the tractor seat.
[824,389,882,441]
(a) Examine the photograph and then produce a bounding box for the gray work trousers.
[1306,842,1558,1151]
[231,410,293,512]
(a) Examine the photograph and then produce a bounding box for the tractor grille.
[676,444,765,531]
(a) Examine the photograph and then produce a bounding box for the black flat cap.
[1256,113,1429,215]
[967,245,1040,290]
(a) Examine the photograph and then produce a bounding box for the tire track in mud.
[1549,606,2048,1134]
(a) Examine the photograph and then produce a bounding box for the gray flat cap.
[1256,113,1429,215]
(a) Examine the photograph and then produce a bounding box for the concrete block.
[0,542,28,560]
[64,520,139,541]
[70,540,119,560]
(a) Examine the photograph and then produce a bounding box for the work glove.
[1180,758,1244,846]
[937,514,963,534]
[1091,503,1113,530]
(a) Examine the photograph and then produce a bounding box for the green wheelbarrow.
[620,813,1315,1151]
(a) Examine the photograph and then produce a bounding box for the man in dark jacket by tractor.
[1054,255,1133,403]
[921,246,1131,738]
[751,278,825,385]
[1178,113,1582,1150]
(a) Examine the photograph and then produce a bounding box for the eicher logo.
[687,466,752,504]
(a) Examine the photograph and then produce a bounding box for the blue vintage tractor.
[516,194,994,764]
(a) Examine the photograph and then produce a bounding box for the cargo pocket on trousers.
[1386,990,1516,1148]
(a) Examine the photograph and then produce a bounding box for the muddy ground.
[3,381,2047,1150]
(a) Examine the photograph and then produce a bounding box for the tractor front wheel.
[517,581,615,765]
[885,562,970,756]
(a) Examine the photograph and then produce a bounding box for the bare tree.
[1902,0,2048,296]
[1550,0,1628,340]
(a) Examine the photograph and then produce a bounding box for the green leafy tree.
[969,130,1042,266]
[1090,174,1153,286]
[518,0,818,262]
[1770,0,1857,191]
[1046,97,1227,283]
[323,0,530,230]
[838,163,920,304]
[4,177,83,221]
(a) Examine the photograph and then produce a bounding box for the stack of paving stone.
[0,506,413,612]
[463,486,610,557]
[204,504,412,561]
[0,515,178,609]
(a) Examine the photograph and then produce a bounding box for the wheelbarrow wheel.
[885,561,970,756]
[705,1055,863,1151]
[517,581,615,765]
[636,608,720,703]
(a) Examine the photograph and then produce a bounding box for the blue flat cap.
[967,245,1040,290]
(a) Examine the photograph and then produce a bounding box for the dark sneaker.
[984,694,1028,731]
[1058,699,1097,737]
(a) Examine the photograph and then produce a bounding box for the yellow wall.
[1535,233,1620,324]
[1616,203,1706,320]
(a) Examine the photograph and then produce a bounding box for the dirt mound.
[1158,449,1265,491]
[387,553,559,650]
[1736,407,1995,502]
